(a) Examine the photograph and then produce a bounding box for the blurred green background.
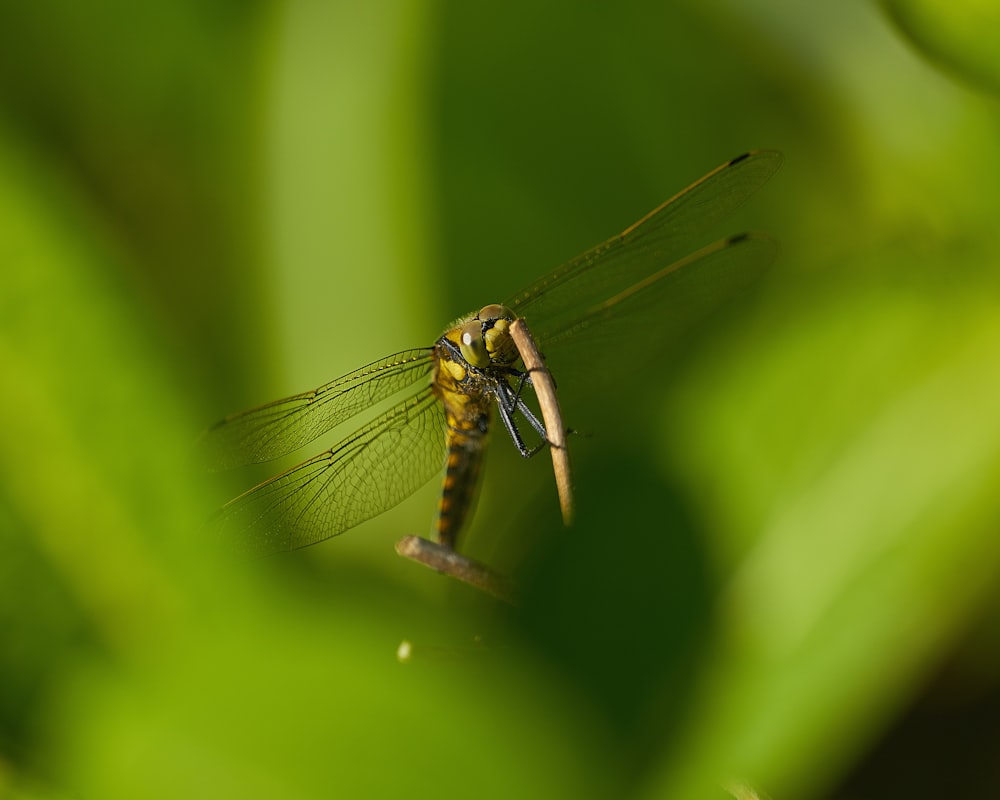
[3,1,1000,798]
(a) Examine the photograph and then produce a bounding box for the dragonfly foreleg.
[494,380,547,458]
[497,373,547,438]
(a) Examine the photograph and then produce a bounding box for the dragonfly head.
[456,304,518,369]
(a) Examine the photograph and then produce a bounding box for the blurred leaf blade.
[647,259,1000,797]
[0,126,199,654]
[882,0,1000,95]
[51,577,618,799]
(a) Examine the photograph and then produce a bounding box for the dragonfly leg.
[505,367,567,447]
[496,376,548,439]
[495,388,547,458]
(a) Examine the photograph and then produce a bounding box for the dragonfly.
[201,150,782,569]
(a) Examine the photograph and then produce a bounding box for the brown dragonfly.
[201,150,782,586]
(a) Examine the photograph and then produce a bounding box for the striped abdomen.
[435,425,488,549]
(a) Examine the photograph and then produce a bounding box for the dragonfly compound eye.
[475,304,518,365]
[476,303,514,323]
[458,320,490,368]
[484,317,518,365]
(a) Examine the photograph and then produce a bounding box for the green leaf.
[882,0,1000,94]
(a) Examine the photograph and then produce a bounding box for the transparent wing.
[198,348,434,469]
[535,233,778,384]
[213,385,446,555]
[505,150,782,342]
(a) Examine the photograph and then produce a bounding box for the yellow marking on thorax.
[432,328,494,435]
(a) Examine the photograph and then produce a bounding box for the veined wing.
[199,348,434,469]
[214,385,447,555]
[505,150,782,343]
[534,232,777,383]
